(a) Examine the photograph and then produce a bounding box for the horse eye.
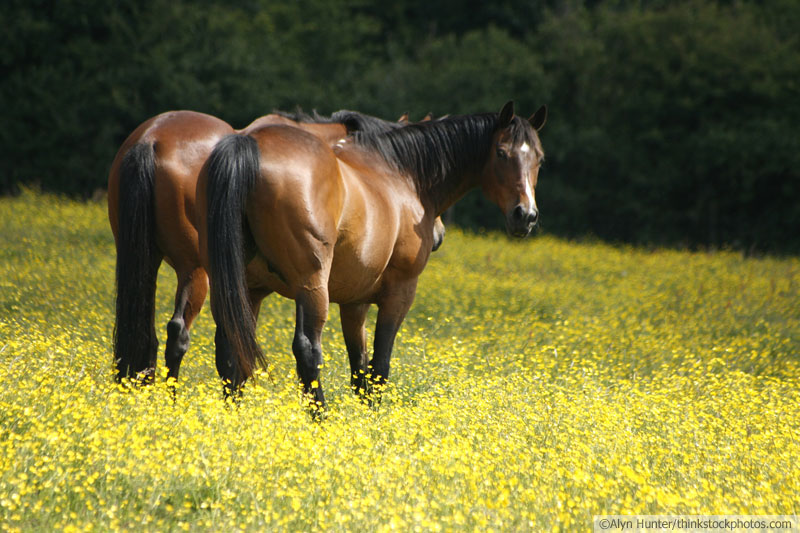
[496,148,508,159]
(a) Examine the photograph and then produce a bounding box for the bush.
[2,0,798,251]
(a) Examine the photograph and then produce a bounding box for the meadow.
[1,191,798,531]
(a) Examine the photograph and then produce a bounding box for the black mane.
[330,110,403,136]
[271,108,322,123]
[351,113,537,192]
[271,108,401,136]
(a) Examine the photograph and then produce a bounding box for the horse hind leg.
[165,267,208,380]
[213,288,270,399]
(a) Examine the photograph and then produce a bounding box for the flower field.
[1,191,798,531]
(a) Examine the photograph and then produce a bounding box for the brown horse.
[197,101,546,407]
[108,109,425,383]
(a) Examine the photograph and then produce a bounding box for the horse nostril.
[512,205,526,223]
[529,208,539,225]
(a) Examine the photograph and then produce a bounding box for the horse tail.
[114,142,160,380]
[206,134,265,381]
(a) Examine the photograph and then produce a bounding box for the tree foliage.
[1,0,798,251]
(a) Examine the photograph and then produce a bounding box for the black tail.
[114,143,160,381]
[206,134,265,381]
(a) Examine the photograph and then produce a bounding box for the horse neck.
[423,165,482,216]
[412,117,495,215]
[353,114,497,215]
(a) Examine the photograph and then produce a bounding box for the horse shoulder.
[388,208,433,277]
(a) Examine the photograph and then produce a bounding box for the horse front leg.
[340,303,371,396]
[367,277,418,402]
[293,286,329,412]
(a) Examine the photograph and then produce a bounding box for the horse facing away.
[198,101,546,407]
[108,108,434,384]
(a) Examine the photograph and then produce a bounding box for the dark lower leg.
[366,279,417,400]
[292,291,328,408]
[368,322,400,387]
[165,317,190,379]
[340,303,370,394]
[165,269,208,380]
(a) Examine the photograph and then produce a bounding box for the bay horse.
[108,109,436,383]
[197,101,546,407]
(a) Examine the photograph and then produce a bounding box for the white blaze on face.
[519,143,536,210]
[523,175,536,211]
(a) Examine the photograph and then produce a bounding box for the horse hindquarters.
[113,143,162,381]
[243,126,348,409]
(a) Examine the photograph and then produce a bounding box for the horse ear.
[422,112,433,122]
[498,101,515,128]
[397,112,410,124]
[528,105,547,131]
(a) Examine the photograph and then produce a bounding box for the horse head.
[480,101,547,238]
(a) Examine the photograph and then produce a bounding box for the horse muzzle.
[506,204,538,238]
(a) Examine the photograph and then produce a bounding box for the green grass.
[1,191,798,531]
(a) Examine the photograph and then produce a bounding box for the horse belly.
[245,256,292,298]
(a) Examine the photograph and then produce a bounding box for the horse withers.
[198,101,546,408]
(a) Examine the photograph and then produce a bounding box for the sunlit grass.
[1,191,798,531]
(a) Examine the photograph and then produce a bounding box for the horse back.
[238,115,347,146]
[236,114,295,135]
